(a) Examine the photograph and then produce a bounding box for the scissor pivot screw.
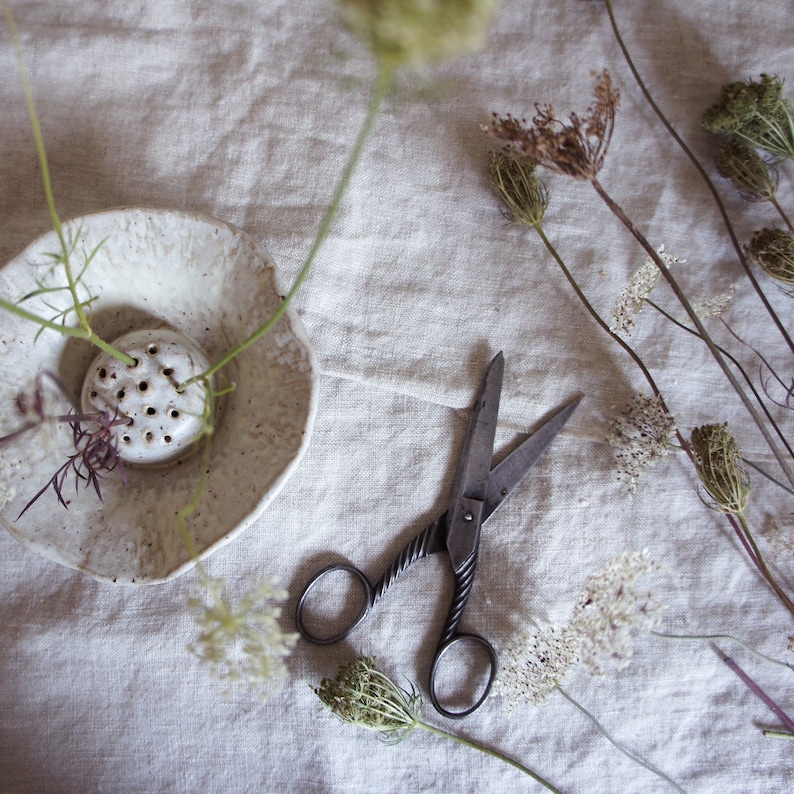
[463,511,473,522]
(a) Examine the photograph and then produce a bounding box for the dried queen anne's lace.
[609,245,683,336]
[499,551,664,708]
[498,625,580,709]
[607,393,677,493]
[692,284,737,320]
[570,550,665,677]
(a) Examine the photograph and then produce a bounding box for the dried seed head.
[315,657,421,742]
[338,0,500,71]
[703,74,794,160]
[715,138,779,202]
[747,228,794,294]
[491,70,620,181]
[488,149,549,228]
[690,423,751,515]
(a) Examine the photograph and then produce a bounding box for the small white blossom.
[692,283,737,320]
[607,393,677,493]
[610,245,683,336]
[188,575,298,697]
[498,624,579,709]
[569,550,665,677]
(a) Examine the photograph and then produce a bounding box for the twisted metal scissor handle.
[295,517,496,718]
[295,518,444,645]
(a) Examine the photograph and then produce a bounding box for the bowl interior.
[0,208,318,584]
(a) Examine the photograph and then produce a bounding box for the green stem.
[416,721,561,793]
[590,177,794,489]
[4,1,65,254]
[764,730,794,739]
[181,63,394,391]
[175,384,216,566]
[4,2,133,366]
[602,0,794,357]
[651,631,794,671]
[554,684,686,793]
[0,296,136,366]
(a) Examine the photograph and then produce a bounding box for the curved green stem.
[175,381,217,567]
[416,721,561,792]
[181,64,394,391]
[601,0,794,356]
[651,631,794,671]
[554,683,686,793]
[4,2,133,366]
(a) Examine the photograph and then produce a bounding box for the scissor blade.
[483,395,582,521]
[445,352,504,572]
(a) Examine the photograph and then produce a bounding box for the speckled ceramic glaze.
[0,208,318,584]
[81,329,214,466]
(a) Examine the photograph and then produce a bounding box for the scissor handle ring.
[295,563,374,645]
[429,633,497,719]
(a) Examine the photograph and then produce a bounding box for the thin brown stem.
[590,176,794,488]
[646,299,794,465]
[735,512,794,618]
[770,197,794,233]
[602,0,794,356]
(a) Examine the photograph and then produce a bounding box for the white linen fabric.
[1,1,793,791]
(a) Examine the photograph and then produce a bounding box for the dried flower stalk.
[316,656,561,790]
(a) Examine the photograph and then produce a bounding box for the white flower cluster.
[609,245,683,336]
[188,575,298,697]
[570,550,665,677]
[498,551,664,709]
[607,393,677,493]
[692,283,737,320]
[498,625,579,709]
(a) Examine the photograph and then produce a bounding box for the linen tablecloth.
[1,1,793,791]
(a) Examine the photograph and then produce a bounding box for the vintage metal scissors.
[296,352,580,718]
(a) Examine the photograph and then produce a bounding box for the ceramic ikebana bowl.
[0,207,318,584]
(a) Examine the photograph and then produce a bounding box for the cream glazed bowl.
[0,208,318,583]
